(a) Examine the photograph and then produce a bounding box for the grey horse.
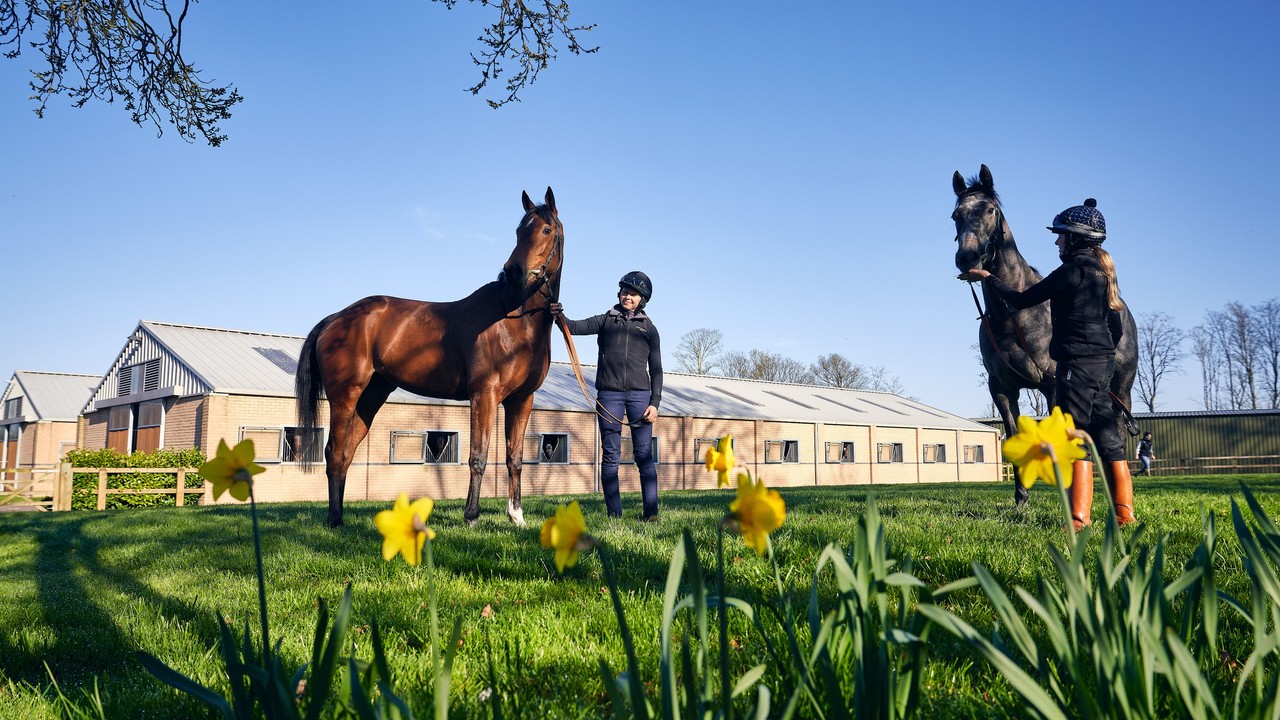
[952,165,1138,505]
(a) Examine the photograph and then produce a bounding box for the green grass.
[1,474,1277,719]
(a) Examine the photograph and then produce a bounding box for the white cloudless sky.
[3,1,1277,418]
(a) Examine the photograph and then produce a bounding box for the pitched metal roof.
[88,320,993,432]
[3,371,99,421]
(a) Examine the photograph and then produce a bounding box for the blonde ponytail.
[1094,246,1124,311]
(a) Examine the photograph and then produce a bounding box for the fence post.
[176,469,186,507]
[56,462,73,511]
[97,470,108,511]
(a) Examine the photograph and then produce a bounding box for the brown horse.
[295,188,564,527]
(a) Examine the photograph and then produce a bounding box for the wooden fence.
[0,466,205,511]
[997,455,1280,485]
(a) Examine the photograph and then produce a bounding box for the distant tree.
[864,365,908,397]
[718,349,812,384]
[809,353,865,388]
[1255,299,1280,408]
[1135,311,1187,412]
[674,328,724,375]
[2,0,595,145]
[1190,325,1224,410]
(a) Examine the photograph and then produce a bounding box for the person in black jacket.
[1136,431,1155,476]
[961,199,1135,529]
[551,271,663,520]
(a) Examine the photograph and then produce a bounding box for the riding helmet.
[618,271,653,302]
[1047,198,1106,242]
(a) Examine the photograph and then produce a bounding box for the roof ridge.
[142,319,305,341]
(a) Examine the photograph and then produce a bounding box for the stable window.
[693,437,730,462]
[525,433,569,464]
[3,397,21,419]
[825,441,855,463]
[922,443,947,463]
[963,445,986,463]
[391,430,460,464]
[764,439,799,464]
[242,426,324,463]
[619,435,660,465]
[135,401,164,453]
[107,406,132,453]
[876,442,904,464]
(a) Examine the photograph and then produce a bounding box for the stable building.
[77,320,1002,505]
[2,371,98,478]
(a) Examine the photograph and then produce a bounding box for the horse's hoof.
[465,516,480,528]
[508,509,527,528]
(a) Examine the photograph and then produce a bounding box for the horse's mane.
[958,177,1001,207]
[519,203,555,229]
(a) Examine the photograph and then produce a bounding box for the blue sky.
[3,1,1277,417]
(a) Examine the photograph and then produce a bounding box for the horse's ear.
[979,164,994,192]
[544,187,556,214]
[952,171,966,197]
[522,190,535,212]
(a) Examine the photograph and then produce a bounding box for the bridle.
[501,223,564,317]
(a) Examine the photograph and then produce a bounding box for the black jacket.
[986,249,1123,360]
[564,306,663,408]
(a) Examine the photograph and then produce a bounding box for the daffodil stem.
[1055,468,1076,545]
[599,549,646,716]
[248,487,271,668]
[427,540,439,676]
[717,522,732,720]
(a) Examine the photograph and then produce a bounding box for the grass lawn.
[1,473,1278,718]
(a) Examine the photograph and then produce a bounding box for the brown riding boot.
[1069,461,1093,531]
[1106,461,1137,526]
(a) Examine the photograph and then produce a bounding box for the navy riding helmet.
[1048,198,1106,244]
[618,271,653,303]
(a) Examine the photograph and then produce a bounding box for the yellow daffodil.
[705,434,736,487]
[199,439,265,502]
[729,473,786,556]
[1002,407,1087,489]
[375,493,437,566]
[540,500,590,573]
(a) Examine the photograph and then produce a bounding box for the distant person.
[1136,431,1155,476]
[543,443,555,462]
[551,271,663,521]
[962,199,1135,528]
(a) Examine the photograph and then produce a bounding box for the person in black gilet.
[551,271,663,520]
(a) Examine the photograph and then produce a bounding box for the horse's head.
[952,164,1005,272]
[501,187,564,297]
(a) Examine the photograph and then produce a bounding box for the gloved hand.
[549,302,564,316]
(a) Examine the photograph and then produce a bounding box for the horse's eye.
[986,207,995,215]
[542,227,552,235]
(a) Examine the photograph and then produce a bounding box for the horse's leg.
[464,389,499,526]
[989,379,1028,505]
[324,377,394,528]
[501,392,536,527]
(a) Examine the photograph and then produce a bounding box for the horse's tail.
[295,315,333,472]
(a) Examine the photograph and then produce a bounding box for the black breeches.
[1055,356,1125,462]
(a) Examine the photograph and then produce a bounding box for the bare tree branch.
[1135,311,1187,412]
[3,0,596,144]
[464,0,598,108]
[3,0,242,145]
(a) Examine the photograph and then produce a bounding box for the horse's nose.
[502,263,523,288]
[955,245,980,271]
